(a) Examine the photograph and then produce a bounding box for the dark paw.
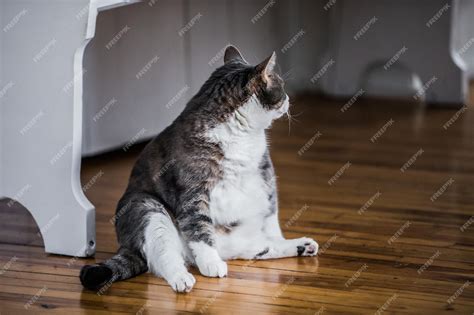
[80,264,114,291]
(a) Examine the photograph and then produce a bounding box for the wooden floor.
[1,90,474,314]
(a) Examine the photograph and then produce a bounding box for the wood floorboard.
[0,89,473,314]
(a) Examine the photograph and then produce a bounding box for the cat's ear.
[256,52,276,82]
[224,45,247,64]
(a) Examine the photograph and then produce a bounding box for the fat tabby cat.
[80,46,318,293]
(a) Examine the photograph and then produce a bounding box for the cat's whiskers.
[285,105,294,135]
[289,110,304,118]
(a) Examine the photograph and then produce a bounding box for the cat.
[80,45,318,293]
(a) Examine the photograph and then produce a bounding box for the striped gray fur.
[80,45,287,292]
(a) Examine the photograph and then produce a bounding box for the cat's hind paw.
[167,271,196,293]
[296,237,319,256]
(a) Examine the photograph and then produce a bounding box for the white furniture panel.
[0,0,140,257]
[83,1,187,155]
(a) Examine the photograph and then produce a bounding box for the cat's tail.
[80,247,147,291]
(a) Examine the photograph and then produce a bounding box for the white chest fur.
[206,120,270,226]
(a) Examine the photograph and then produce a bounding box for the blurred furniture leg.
[322,0,468,107]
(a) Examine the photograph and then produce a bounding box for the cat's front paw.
[296,237,319,256]
[197,258,228,278]
[167,270,196,293]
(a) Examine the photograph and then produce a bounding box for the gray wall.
[82,0,472,154]
[83,0,188,155]
[321,0,466,104]
[83,0,328,155]
[0,1,4,195]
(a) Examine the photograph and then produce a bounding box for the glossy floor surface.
[0,91,473,314]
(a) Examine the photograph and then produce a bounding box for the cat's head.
[200,45,289,130]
